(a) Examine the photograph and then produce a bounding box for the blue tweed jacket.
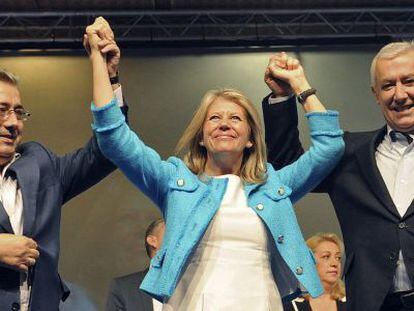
[92,99,344,302]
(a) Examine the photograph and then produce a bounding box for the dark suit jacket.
[263,96,414,311]
[0,137,117,311]
[106,269,153,311]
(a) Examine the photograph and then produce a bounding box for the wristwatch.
[297,88,317,104]
[110,73,120,85]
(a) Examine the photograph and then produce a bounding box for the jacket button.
[295,266,303,275]
[277,235,284,244]
[398,222,408,229]
[11,302,20,311]
[277,187,285,196]
[177,178,185,187]
[256,203,264,211]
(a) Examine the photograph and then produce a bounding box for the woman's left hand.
[84,17,120,77]
[267,52,311,95]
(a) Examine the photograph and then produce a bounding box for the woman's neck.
[309,291,337,311]
[323,282,335,296]
[204,153,243,176]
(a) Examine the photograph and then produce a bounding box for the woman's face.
[201,97,253,159]
[314,241,342,287]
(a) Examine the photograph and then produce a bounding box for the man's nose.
[3,111,19,128]
[394,83,408,104]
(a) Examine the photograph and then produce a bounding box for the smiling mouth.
[392,103,414,112]
[0,135,17,143]
[215,135,235,139]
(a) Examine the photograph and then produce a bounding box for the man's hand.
[265,52,311,95]
[264,53,293,96]
[84,17,120,78]
[0,233,39,271]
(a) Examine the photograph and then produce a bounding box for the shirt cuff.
[114,85,124,107]
[268,93,295,105]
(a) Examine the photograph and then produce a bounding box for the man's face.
[0,82,24,165]
[372,50,414,134]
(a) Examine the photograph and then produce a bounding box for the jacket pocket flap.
[168,177,199,192]
[263,184,292,201]
[150,247,167,268]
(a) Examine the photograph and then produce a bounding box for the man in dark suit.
[0,33,125,311]
[263,44,414,311]
[106,218,165,311]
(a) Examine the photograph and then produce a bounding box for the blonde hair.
[307,232,346,300]
[370,41,414,87]
[175,88,267,184]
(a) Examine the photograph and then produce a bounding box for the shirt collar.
[387,125,414,145]
[1,153,21,178]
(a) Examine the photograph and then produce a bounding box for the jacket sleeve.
[106,279,126,311]
[91,98,173,209]
[275,111,344,203]
[262,94,304,169]
[56,105,129,204]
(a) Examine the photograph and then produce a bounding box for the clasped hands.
[264,52,312,97]
[84,16,120,78]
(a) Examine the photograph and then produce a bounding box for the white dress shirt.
[153,298,163,311]
[0,153,29,311]
[376,126,414,292]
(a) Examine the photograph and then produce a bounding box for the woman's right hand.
[85,17,117,107]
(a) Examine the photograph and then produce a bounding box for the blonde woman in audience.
[285,233,346,311]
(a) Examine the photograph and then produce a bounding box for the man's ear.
[146,235,157,250]
[371,86,380,105]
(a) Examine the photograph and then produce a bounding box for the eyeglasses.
[0,106,31,121]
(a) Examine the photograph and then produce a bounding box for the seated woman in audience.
[284,233,346,311]
[86,17,344,310]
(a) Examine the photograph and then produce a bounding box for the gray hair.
[370,41,414,87]
[0,69,19,87]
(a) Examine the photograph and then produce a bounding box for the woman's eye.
[209,115,219,121]
[231,116,241,121]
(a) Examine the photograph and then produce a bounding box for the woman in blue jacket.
[86,18,344,311]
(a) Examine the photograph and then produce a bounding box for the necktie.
[389,130,413,144]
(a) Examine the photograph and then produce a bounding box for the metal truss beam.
[0,8,413,49]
